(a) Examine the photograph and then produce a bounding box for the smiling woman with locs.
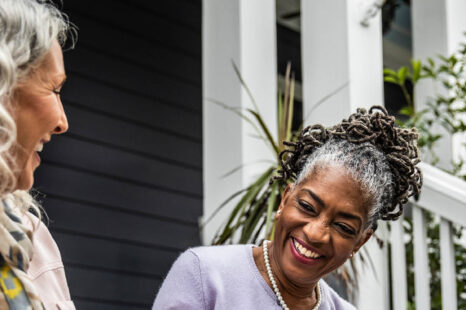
[152,106,422,310]
[0,0,76,309]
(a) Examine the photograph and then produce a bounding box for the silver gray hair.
[295,139,394,229]
[0,0,75,204]
[0,2,75,308]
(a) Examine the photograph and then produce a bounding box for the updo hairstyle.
[273,106,422,229]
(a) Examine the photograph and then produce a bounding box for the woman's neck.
[252,244,319,310]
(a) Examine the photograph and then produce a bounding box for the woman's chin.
[281,251,321,285]
[280,238,336,285]
[15,153,39,191]
[15,176,34,191]
[16,167,35,191]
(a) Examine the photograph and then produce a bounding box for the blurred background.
[35,1,465,309]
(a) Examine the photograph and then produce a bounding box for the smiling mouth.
[291,237,323,260]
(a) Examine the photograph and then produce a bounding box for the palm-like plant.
[210,63,296,245]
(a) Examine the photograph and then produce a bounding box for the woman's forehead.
[293,166,370,218]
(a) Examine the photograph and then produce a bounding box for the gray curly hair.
[0,0,75,204]
[0,1,75,308]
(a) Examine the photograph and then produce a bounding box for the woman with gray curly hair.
[153,106,422,309]
[0,0,76,309]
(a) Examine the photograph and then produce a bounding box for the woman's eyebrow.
[300,188,326,207]
[338,212,362,226]
[300,188,363,226]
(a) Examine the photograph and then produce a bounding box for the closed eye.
[297,199,317,215]
[53,77,66,95]
[335,223,356,235]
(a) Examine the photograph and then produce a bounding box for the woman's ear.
[352,228,374,255]
[276,183,294,219]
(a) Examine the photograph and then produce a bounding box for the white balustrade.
[412,205,430,309]
[389,162,466,309]
[440,219,458,310]
[390,214,408,310]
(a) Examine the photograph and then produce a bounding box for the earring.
[349,252,354,258]
[277,210,282,215]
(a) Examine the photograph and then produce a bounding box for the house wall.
[34,1,202,309]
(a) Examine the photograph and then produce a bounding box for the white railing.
[390,162,466,310]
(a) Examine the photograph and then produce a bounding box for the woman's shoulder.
[182,244,254,271]
[29,217,63,272]
[319,280,356,310]
[153,244,257,309]
[23,214,75,309]
[189,244,252,258]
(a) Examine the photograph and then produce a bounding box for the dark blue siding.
[35,1,202,309]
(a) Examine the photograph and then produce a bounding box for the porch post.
[412,0,466,169]
[301,0,384,127]
[202,0,277,244]
[301,1,388,310]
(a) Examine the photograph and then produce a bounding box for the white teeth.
[293,239,321,259]
[35,144,43,152]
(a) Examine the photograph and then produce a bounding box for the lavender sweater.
[152,244,356,310]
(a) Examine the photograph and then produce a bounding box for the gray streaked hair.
[274,107,422,230]
[295,139,394,229]
[0,1,75,308]
[0,0,75,202]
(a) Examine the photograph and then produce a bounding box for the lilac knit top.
[152,244,356,310]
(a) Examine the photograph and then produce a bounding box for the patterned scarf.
[0,198,44,309]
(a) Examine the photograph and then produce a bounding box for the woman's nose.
[303,219,330,245]
[54,101,69,134]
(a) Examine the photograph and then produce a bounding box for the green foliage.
[384,36,466,309]
[384,40,466,172]
[209,63,297,245]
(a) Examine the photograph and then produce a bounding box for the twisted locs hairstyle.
[273,106,422,229]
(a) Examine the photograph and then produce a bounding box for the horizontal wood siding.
[35,1,202,308]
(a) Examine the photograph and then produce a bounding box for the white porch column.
[412,0,466,169]
[202,0,277,244]
[301,0,384,127]
[301,2,387,310]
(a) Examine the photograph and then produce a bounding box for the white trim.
[415,162,466,227]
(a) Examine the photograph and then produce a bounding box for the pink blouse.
[27,218,75,310]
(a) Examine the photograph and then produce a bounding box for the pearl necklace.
[263,240,322,310]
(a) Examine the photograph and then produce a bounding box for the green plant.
[210,63,296,246]
[384,36,466,310]
[383,40,466,172]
